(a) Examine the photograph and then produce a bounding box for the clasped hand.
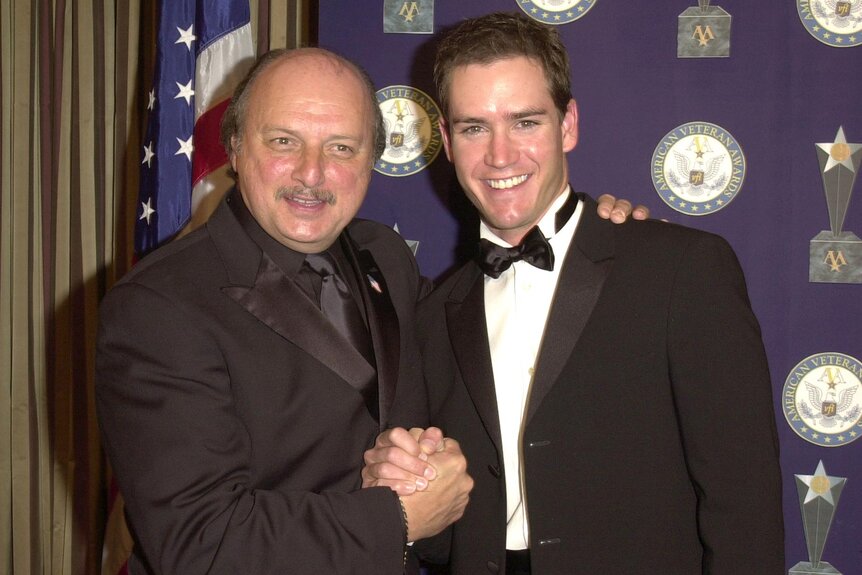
[362,427,474,541]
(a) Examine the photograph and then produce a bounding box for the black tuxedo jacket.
[96,192,429,574]
[416,193,784,574]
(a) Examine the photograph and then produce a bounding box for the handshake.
[362,427,474,542]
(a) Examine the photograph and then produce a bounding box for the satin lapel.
[222,252,376,390]
[445,264,503,454]
[526,194,615,424]
[344,235,400,428]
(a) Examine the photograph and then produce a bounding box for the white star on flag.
[139,197,156,224]
[175,136,194,161]
[175,80,195,105]
[142,142,155,167]
[147,89,156,110]
[175,25,196,50]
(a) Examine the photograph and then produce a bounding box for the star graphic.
[175,25,196,50]
[142,141,155,167]
[393,223,419,256]
[139,197,155,224]
[816,126,862,172]
[175,80,194,106]
[403,11,415,22]
[147,89,156,111]
[796,460,846,506]
[175,135,194,161]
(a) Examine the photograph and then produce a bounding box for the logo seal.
[797,0,862,48]
[375,85,442,177]
[783,352,862,447]
[516,0,596,25]
[651,121,745,216]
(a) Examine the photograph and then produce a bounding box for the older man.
[96,48,475,575]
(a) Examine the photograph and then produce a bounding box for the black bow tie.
[477,226,554,279]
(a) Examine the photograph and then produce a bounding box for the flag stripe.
[192,98,230,187]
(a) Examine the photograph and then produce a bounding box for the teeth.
[487,175,528,190]
[292,197,322,205]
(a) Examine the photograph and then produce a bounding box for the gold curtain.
[0,1,312,573]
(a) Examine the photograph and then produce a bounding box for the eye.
[458,125,485,136]
[331,143,355,157]
[271,137,294,146]
[515,119,539,129]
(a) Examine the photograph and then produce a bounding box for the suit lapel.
[445,264,504,454]
[342,233,400,428]
[223,254,377,390]
[526,194,615,424]
[209,195,376,392]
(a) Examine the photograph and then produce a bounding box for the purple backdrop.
[320,1,862,570]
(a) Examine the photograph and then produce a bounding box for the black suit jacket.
[417,193,784,574]
[96,192,429,574]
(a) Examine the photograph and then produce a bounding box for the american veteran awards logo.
[783,352,862,447]
[516,0,596,25]
[375,85,442,177]
[651,122,745,215]
[798,0,862,47]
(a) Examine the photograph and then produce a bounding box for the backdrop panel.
[320,1,861,570]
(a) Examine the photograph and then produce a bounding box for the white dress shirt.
[481,188,583,550]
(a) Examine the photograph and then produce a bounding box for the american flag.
[104,2,254,573]
[135,0,254,255]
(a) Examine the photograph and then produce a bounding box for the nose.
[294,146,324,188]
[485,130,517,168]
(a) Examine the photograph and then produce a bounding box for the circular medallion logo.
[797,0,862,48]
[651,122,746,216]
[516,0,596,25]
[783,352,862,447]
[375,85,442,177]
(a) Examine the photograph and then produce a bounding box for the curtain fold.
[0,1,311,573]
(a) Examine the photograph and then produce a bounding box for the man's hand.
[363,428,474,540]
[597,194,650,223]
[399,437,474,541]
[363,427,444,495]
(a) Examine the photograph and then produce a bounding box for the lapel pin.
[367,274,383,294]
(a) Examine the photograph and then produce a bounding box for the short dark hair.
[220,48,386,178]
[434,12,572,119]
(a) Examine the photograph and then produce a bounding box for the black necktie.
[304,253,378,419]
[477,226,554,279]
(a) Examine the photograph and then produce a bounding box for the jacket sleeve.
[667,232,784,574]
[96,281,408,575]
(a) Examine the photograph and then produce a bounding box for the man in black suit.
[364,13,784,574]
[95,48,475,575]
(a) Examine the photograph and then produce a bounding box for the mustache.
[275,186,336,206]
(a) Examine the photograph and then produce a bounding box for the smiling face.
[229,52,375,253]
[441,56,578,245]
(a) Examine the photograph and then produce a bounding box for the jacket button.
[539,538,561,545]
[488,464,501,478]
[487,560,499,572]
[528,440,551,448]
